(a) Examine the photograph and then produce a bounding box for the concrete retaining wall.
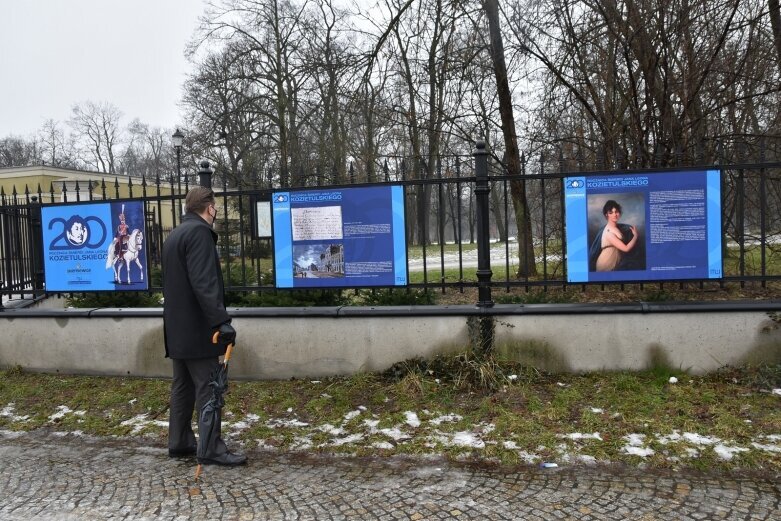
[1,302,780,378]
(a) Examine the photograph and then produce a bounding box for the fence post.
[474,141,493,308]
[198,160,213,189]
[30,196,44,291]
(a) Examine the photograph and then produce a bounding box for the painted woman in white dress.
[595,200,638,272]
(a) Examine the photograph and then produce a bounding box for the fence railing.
[2,142,781,307]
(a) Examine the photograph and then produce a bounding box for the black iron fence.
[2,141,781,307]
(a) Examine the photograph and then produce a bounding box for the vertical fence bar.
[437,158,445,292]
[455,157,464,292]
[759,140,767,287]
[474,141,493,307]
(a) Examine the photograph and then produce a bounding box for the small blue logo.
[566,179,584,189]
[275,195,288,203]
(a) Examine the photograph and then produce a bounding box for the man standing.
[162,187,247,466]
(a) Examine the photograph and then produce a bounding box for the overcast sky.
[0,0,207,138]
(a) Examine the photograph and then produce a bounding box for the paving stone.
[0,431,779,520]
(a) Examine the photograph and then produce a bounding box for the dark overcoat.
[162,213,231,359]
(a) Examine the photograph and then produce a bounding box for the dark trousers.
[168,357,228,457]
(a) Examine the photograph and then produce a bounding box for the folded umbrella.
[194,333,234,482]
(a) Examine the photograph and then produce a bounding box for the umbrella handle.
[211,331,234,363]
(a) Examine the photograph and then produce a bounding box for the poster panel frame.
[41,198,150,292]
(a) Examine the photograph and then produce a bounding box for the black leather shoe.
[168,446,197,458]
[197,451,248,466]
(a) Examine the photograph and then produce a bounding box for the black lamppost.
[172,128,184,192]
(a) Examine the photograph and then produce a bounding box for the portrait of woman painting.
[587,193,647,272]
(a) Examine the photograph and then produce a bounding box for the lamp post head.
[172,128,184,149]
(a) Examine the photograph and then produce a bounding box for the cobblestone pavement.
[0,431,779,520]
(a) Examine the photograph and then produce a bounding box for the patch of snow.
[343,409,362,422]
[751,442,781,453]
[481,423,496,434]
[714,444,748,460]
[310,380,321,384]
[577,455,598,464]
[589,407,604,414]
[684,448,700,458]
[404,411,421,428]
[292,437,313,450]
[668,377,678,384]
[503,440,519,449]
[48,405,75,422]
[379,427,410,441]
[622,434,654,457]
[623,446,655,457]
[363,419,380,430]
[372,441,395,450]
[624,434,647,446]
[0,430,24,439]
[682,433,720,446]
[507,375,518,381]
[772,389,781,396]
[1,403,29,422]
[318,423,345,436]
[128,399,137,405]
[330,433,364,446]
[321,393,332,399]
[267,418,309,428]
[561,432,603,441]
[656,431,682,445]
[429,414,463,425]
[120,414,166,434]
[451,431,485,449]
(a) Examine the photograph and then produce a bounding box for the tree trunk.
[483,0,537,277]
[770,0,781,74]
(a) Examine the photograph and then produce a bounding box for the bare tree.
[483,0,537,276]
[69,101,123,173]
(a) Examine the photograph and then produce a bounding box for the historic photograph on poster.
[564,170,721,283]
[272,186,407,288]
[255,200,272,238]
[41,199,149,292]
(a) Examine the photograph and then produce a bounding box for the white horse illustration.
[106,228,144,284]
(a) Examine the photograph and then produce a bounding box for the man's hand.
[217,322,236,345]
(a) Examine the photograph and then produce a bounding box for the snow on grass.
[682,432,720,446]
[119,414,168,434]
[329,433,365,446]
[560,432,603,441]
[48,405,86,423]
[432,431,486,449]
[404,411,421,428]
[588,407,604,414]
[622,434,655,457]
[429,414,463,426]
[266,418,309,428]
[378,427,410,441]
[343,409,363,422]
[318,423,346,436]
[772,389,781,396]
[0,403,29,422]
[714,444,749,461]
[227,413,260,432]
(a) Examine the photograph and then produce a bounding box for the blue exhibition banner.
[564,170,722,283]
[272,185,408,288]
[42,200,149,292]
